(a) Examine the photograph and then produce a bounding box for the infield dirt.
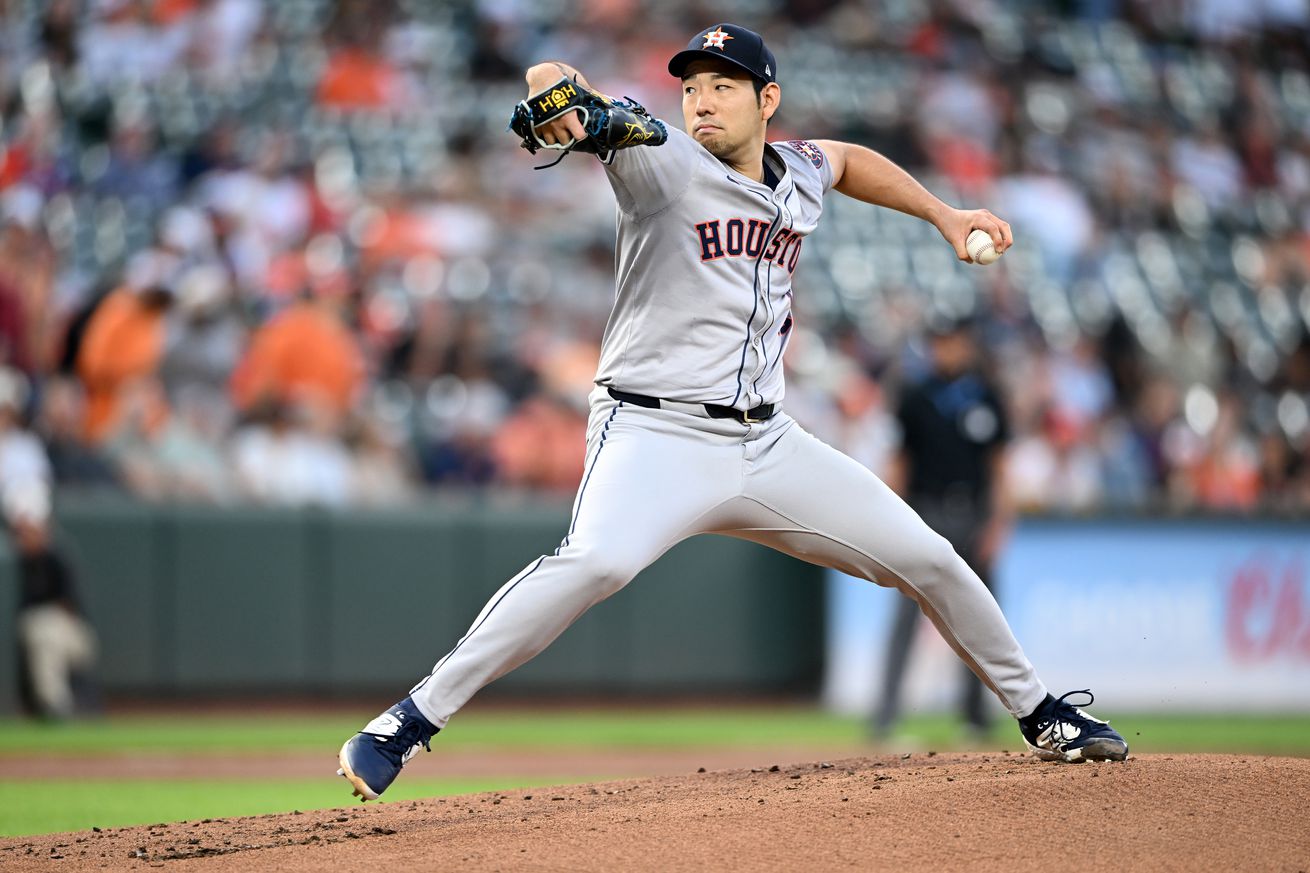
[2,752,1306,871]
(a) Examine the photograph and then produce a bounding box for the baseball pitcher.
[339,23,1128,802]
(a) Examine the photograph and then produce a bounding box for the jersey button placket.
[748,335,765,409]
[746,185,791,407]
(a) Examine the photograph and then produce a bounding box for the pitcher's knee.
[572,547,641,598]
[902,535,969,591]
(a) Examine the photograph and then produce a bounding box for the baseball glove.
[509,76,667,168]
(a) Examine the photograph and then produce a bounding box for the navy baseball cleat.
[1018,689,1128,763]
[337,697,439,800]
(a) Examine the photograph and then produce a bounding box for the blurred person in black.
[0,365,98,717]
[7,478,98,720]
[873,314,1011,741]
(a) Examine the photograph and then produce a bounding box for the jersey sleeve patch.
[786,139,825,170]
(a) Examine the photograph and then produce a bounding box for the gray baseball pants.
[410,388,1047,726]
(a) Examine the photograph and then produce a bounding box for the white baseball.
[966,228,1001,265]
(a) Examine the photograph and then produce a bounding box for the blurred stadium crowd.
[1,0,1309,516]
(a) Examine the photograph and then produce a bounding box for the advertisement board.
[823,518,1310,716]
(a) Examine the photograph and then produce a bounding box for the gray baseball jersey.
[597,128,833,410]
[405,116,1047,735]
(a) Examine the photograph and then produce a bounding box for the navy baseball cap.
[668,24,777,84]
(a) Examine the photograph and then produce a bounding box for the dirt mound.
[3,753,1307,872]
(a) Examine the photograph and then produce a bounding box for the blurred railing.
[0,494,826,711]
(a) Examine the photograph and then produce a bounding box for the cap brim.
[668,49,766,81]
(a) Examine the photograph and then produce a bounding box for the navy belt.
[607,387,777,425]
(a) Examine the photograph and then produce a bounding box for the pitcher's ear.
[760,82,781,123]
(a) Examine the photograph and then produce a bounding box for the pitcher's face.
[681,60,775,160]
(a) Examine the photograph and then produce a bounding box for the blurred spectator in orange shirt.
[490,340,596,493]
[317,47,400,111]
[316,0,403,111]
[230,288,365,424]
[491,394,587,494]
[75,254,176,443]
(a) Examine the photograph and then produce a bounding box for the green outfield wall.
[0,495,826,709]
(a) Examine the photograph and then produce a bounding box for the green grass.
[2,707,1308,757]
[884,712,1310,758]
[0,706,868,755]
[1097,713,1310,757]
[2,706,1307,837]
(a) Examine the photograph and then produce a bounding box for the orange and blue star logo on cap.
[702,27,734,49]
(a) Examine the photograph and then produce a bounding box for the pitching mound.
[3,753,1307,871]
